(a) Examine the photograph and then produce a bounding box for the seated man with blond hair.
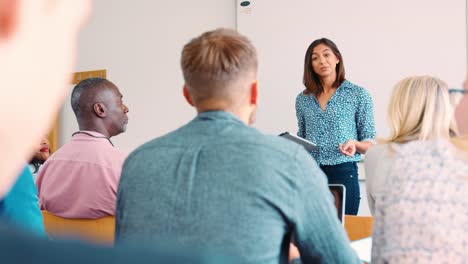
[116,28,359,264]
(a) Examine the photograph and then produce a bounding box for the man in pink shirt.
[36,78,129,219]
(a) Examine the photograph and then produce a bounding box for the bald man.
[36,78,129,219]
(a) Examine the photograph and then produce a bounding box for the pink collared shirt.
[36,131,127,219]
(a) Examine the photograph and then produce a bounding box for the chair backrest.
[41,210,115,245]
[344,215,373,241]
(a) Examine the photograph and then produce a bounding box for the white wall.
[237,0,466,137]
[59,0,236,152]
[61,0,466,151]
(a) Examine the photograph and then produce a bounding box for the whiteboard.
[237,0,466,137]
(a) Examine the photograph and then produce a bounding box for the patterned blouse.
[372,139,468,263]
[295,80,376,166]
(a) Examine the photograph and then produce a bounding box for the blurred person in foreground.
[0,1,237,263]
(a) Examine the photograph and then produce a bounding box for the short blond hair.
[181,28,257,105]
[387,76,458,143]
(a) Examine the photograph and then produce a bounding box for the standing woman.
[295,38,376,215]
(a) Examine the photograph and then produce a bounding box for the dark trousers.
[320,162,360,215]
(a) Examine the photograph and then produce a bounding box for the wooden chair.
[344,215,373,241]
[41,210,115,245]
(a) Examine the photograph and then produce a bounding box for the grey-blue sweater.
[116,111,360,264]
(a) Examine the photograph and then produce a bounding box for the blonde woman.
[364,76,458,215]
[370,76,468,263]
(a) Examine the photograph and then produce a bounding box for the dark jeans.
[320,162,360,215]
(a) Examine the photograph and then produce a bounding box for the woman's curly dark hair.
[29,157,46,174]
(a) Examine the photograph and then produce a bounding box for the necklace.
[72,131,114,147]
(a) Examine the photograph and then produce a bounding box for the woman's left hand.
[339,140,357,157]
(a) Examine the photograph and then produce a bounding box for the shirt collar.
[74,130,107,138]
[195,111,245,125]
[332,80,352,96]
[71,130,114,146]
[337,79,352,90]
[303,79,351,97]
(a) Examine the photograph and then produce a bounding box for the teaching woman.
[295,38,376,215]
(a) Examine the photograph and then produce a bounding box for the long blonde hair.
[387,76,458,144]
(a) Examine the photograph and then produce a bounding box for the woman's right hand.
[339,140,357,157]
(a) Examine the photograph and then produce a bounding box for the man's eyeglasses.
[449,88,468,94]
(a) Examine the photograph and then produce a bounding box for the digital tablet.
[279,132,317,152]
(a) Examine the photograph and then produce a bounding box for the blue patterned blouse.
[295,80,376,165]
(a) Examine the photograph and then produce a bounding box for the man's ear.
[249,80,258,105]
[183,85,194,106]
[0,0,19,39]
[93,103,106,118]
